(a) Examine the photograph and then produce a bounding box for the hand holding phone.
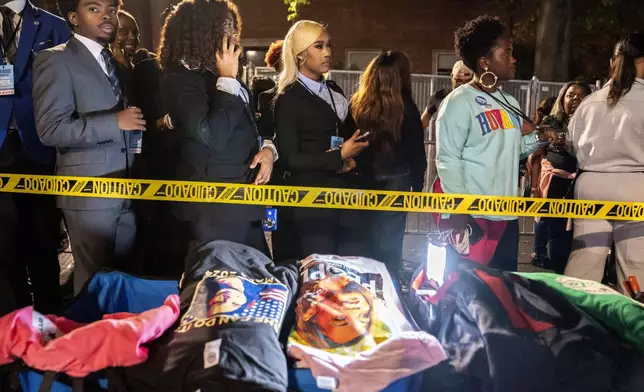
[355,131,371,141]
[340,130,370,160]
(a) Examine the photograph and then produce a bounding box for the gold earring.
[480,66,498,89]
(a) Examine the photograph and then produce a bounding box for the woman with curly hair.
[435,15,555,271]
[158,0,278,273]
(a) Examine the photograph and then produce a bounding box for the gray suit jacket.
[32,37,134,211]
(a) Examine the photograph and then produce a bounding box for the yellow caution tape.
[1,173,644,221]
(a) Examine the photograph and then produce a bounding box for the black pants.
[167,204,269,278]
[360,173,411,278]
[534,217,572,274]
[290,206,363,260]
[0,131,61,315]
[129,134,180,276]
[365,210,407,278]
[489,219,520,272]
[271,207,300,264]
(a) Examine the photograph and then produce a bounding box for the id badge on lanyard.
[298,79,344,150]
[328,92,343,150]
[0,15,22,96]
[0,64,15,96]
[330,135,344,150]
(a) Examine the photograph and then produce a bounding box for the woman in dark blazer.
[351,51,427,277]
[274,21,368,259]
[157,0,277,275]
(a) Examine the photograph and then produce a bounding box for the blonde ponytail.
[277,20,326,95]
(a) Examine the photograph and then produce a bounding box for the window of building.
[244,49,268,67]
[240,39,281,68]
[433,50,460,75]
[346,50,381,71]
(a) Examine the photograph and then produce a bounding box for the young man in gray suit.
[32,0,146,293]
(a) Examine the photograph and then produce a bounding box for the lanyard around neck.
[298,78,341,136]
[474,82,534,127]
[1,12,22,56]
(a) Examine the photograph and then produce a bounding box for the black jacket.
[411,266,644,392]
[131,57,177,180]
[161,65,259,184]
[355,91,427,192]
[161,65,263,223]
[274,81,355,188]
[133,58,163,133]
[257,86,277,139]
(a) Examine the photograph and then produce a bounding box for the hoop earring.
[479,67,498,89]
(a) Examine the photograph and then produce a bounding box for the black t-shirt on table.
[126,241,298,392]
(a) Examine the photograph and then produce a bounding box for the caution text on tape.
[1,173,644,221]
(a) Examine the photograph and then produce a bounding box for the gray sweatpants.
[565,172,644,293]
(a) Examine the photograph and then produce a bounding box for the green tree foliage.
[496,0,644,80]
[284,0,311,21]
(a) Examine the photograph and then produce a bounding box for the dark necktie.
[1,6,16,64]
[101,48,122,100]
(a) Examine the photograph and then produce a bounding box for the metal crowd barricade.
[327,70,362,97]
[405,141,439,235]
[248,69,588,235]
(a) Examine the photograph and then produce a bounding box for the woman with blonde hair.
[274,20,368,259]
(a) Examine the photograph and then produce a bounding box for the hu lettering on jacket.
[475,108,521,136]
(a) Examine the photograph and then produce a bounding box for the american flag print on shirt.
[179,271,290,334]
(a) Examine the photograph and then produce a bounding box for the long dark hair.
[608,31,644,108]
[350,51,406,160]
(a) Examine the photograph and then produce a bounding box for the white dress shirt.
[297,72,349,121]
[74,33,109,76]
[1,0,26,59]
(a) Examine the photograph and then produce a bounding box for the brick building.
[37,0,503,75]
[127,0,504,75]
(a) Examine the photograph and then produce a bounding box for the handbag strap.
[37,372,57,392]
[37,372,98,392]
[72,378,85,392]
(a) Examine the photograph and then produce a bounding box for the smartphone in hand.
[356,131,371,142]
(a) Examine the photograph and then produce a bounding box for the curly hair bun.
[454,15,506,73]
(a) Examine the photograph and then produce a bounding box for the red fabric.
[431,178,508,266]
[465,219,508,266]
[0,295,180,377]
[475,270,554,333]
